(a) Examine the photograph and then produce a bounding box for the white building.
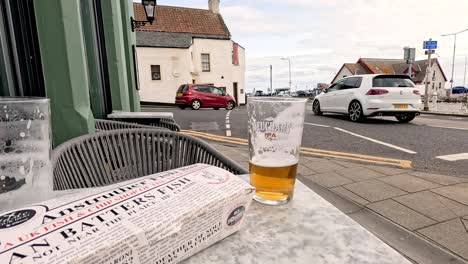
[332,58,448,97]
[134,1,246,105]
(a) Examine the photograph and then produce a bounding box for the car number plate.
[177,93,183,97]
[393,104,408,109]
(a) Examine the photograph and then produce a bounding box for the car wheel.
[312,100,323,116]
[226,101,235,110]
[396,113,416,123]
[349,101,364,122]
[178,105,186,110]
[213,107,220,110]
[191,100,201,110]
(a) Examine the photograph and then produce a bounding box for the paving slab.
[297,163,316,176]
[366,165,410,176]
[237,161,249,170]
[343,179,408,202]
[409,172,468,186]
[334,160,364,168]
[303,172,354,188]
[302,160,344,173]
[432,183,468,206]
[336,167,386,182]
[379,174,441,193]
[300,155,326,162]
[394,191,468,222]
[418,218,468,260]
[367,200,436,230]
[331,186,370,205]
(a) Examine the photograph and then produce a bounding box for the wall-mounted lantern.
[131,0,156,32]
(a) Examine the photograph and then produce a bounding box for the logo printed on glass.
[254,121,292,141]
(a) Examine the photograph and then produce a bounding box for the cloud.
[221,5,294,35]
[157,0,468,91]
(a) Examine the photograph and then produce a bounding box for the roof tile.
[133,4,230,37]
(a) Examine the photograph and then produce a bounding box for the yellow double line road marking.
[182,130,412,168]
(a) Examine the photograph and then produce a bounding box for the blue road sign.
[423,40,437,49]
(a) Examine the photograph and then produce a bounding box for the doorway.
[233,82,238,105]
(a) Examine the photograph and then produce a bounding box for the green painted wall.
[101,0,131,112]
[34,0,95,146]
[121,0,140,112]
[33,0,140,145]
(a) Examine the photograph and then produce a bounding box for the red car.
[175,84,237,110]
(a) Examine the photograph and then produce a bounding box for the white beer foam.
[251,153,298,168]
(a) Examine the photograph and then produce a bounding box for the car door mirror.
[324,89,328,93]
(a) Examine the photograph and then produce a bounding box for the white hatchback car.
[313,74,422,123]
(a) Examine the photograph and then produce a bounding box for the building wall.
[137,47,192,103]
[332,66,353,83]
[430,65,446,97]
[419,64,447,97]
[137,38,246,105]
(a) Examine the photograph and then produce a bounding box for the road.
[143,105,468,177]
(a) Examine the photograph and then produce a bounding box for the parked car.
[312,74,422,123]
[175,84,236,110]
[296,90,309,97]
[254,90,265,96]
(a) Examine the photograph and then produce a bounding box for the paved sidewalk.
[210,141,468,263]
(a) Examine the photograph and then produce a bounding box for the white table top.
[183,175,410,264]
[107,111,174,119]
[49,174,410,264]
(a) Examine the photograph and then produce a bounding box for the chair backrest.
[95,119,168,131]
[145,120,181,132]
[96,119,181,132]
[52,129,248,190]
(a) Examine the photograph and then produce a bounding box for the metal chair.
[95,119,167,131]
[96,119,181,132]
[52,129,248,190]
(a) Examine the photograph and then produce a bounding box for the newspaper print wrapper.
[0,164,255,264]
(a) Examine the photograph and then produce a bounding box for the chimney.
[208,0,220,13]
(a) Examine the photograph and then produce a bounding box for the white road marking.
[304,122,331,128]
[333,127,417,154]
[426,125,468,131]
[437,153,468,161]
[225,110,232,137]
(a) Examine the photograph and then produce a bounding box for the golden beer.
[249,161,298,203]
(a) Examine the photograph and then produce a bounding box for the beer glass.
[248,97,307,205]
[0,97,53,214]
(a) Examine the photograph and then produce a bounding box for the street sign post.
[423,39,437,111]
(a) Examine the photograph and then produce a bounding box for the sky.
[150,0,468,92]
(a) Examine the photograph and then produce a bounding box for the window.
[343,77,362,89]
[151,65,161,80]
[432,83,435,90]
[328,79,345,92]
[372,75,415,88]
[193,85,211,93]
[177,84,188,93]
[439,83,442,89]
[211,87,224,95]
[201,54,210,72]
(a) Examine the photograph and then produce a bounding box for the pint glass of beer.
[248,97,307,205]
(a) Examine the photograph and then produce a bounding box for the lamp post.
[441,28,468,95]
[131,0,157,32]
[281,57,292,92]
